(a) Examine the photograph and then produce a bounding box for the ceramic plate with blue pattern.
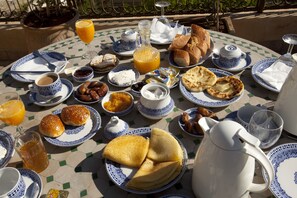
[263,143,297,198]
[168,39,214,69]
[251,58,279,92]
[0,130,14,168]
[105,127,188,194]
[112,40,135,57]
[10,51,67,83]
[44,105,101,147]
[29,78,73,107]
[212,53,252,72]
[108,64,140,87]
[179,68,243,107]
[19,168,42,198]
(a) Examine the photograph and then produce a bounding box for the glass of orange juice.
[75,19,96,59]
[0,92,25,132]
[15,131,49,173]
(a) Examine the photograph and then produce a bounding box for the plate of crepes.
[39,105,101,147]
[179,66,244,107]
[103,127,188,194]
[89,54,119,74]
[168,24,214,69]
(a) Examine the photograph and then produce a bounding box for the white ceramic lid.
[104,116,127,134]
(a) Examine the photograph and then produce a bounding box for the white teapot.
[192,117,274,198]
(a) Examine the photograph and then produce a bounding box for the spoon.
[24,182,39,198]
[38,95,63,104]
[32,51,60,72]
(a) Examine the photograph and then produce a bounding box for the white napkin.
[150,18,185,44]
[255,61,292,91]
[15,55,67,81]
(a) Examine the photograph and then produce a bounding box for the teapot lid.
[209,120,247,150]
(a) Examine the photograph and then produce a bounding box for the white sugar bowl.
[138,83,174,120]
[104,116,129,140]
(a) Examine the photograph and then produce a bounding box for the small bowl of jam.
[130,81,146,98]
[72,66,94,83]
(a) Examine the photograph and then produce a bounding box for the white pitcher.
[192,118,274,198]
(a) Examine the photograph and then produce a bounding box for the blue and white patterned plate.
[179,68,243,107]
[212,53,252,72]
[44,105,101,147]
[10,51,67,83]
[105,127,188,194]
[108,64,140,87]
[168,39,214,69]
[112,40,135,57]
[263,143,297,198]
[19,168,42,198]
[251,58,279,93]
[0,130,14,168]
[29,78,73,107]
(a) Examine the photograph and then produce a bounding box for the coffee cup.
[121,29,137,51]
[0,167,26,198]
[218,44,246,68]
[28,72,62,99]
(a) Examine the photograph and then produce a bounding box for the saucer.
[19,168,42,198]
[29,78,73,107]
[112,40,135,57]
[212,53,252,72]
[0,130,14,168]
[137,99,175,120]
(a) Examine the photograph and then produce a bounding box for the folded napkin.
[150,18,185,44]
[255,61,292,91]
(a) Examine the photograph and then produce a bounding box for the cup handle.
[241,52,246,59]
[28,84,37,93]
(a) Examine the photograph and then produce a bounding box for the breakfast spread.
[103,92,133,112]
[169,24,211,66]
[75,81,108,102]
[90,54,118,73]
[103,128,184,190]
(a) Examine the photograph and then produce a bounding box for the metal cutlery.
[32,51,58,71]
[9,70,49,74]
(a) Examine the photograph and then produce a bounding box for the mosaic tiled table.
[1,26,296,198]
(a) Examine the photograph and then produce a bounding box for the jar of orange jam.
[133,20,160,74]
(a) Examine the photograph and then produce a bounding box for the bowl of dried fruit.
[74,81,109,104]
[178,107,218,137]
[101,91,134,116]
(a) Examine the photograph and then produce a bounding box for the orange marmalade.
[104,92,132,112]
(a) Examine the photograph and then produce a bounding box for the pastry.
[188,36,208,57]
[168,34,191,50]
[191,24,211,49]
[39,114,65,137]
[60,105,90,126]
[181,66,217,92]
[90,54,117,73]
[206,76,244,99]
[184,43,201,65]
[173,49,190,67]
[102,135,149,168]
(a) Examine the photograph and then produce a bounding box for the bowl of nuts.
[74,81,109,104]
[178,107,218,137]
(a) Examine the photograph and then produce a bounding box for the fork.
[32,51,57,71]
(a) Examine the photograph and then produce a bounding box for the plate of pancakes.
[179,66,244,107]
[103,127,188,194]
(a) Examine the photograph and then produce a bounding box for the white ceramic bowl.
[101,91,134,117]
[103,116,129,140]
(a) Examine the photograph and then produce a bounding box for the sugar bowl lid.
[104,116,129,140]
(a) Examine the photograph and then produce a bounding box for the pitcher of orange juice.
[133,20,160,74]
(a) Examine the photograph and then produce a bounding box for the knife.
[9,70,49,74]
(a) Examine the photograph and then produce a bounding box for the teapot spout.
[198,117,219,135]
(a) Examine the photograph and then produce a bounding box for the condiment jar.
[103,116,129,140]
[133,20,160,74]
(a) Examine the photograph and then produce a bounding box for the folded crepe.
[102,135,149,168]
[147,128,184,165]
[126,158,181,190]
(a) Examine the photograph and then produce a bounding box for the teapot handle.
[237,129,274,193]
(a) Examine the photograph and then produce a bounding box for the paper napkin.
[255,61,292,91]
[150,18,185,44]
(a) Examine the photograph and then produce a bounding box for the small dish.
[103,116,129,140]
[178,108,204,138]
[112,40,135,57]
[72,66,94,83]
[73,81,109,104]
[19,168,42,198]
[145,66,180,89]
[108,64,140,87]
[0,130,15,168]
[101,91,134,117]
[29,78,73,107]
[212,53,252,72]
[130,81,147,98]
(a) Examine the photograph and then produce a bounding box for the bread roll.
[39,114,65,137]
[191,24,211,48]
[184,43,201,65]
[189,36,208,57]
[61,105,90,126]
[168,34,191,50]
[173,49,190,67]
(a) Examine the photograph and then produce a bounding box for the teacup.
[121,29,138,51]
[0,167,26,198]
[218,44,246,68]
[29,72,62,99]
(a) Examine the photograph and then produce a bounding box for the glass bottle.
[133,20,160,74]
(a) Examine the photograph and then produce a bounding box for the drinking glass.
[154,1,171,33]
[75,19,96,59]
[15,131,49,173]
[0,92,25,133]
[248,110,283,149]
